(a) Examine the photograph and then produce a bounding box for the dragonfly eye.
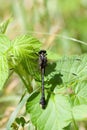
[39,50,47,54]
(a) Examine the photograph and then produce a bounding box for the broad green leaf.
[73,105,87,121]
[26,92,72,130]
[0,34,11,90]
[72,81,87,105]
[11,34,41,80]
[47,50,60,61]
[46,54,87,106]
[12,34,41,59]
[46,54,87,88]
[0,55,9,90]
[55,55,87,84]
[0,34,11,54]
[0,19,10,34]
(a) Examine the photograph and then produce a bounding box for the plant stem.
[67,95,79,130]
[15,70,30,93]
[72,117,79,130]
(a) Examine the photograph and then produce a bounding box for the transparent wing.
[45,54,87,87]
[21,52,41,81]
[19,53,87,89]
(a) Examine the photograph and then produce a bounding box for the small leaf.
[15,117,26,127]
[0,55,9,90]
[0,19,11,34]
[15,117,20,125]
[11,122,18,130]
[20,117,26,127]
[26,92,72,130]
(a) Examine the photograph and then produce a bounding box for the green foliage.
[73,105,87,121]
[0,17,87,130]
[0,34,11,53]
[26,92,72,130]
[0,19,11,34]
[0,34,11,90]
[26,54,87,130]
[12,34,41,59]
[0,21,87,130]
[0,0,87,130]
[0,23,86,129]
[0,54,9,90]
[15,117,26,127]
[0,21,11,90]
[58,0,80,13]
[0,29,41,90]
[11,34,41,80]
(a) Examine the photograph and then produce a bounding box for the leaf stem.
[72,116,79,130]
[67,95,79,130]
[15,70,30,93]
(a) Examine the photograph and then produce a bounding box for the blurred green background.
[0,0,87,129]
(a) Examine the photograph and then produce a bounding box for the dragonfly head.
[39,50,47,55]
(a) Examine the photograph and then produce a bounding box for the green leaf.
[46,54,87,88]
[11,34,41,81]
[0,34,11,54]
[26,92,72,130]
[0,55,9,90]
[20,55,40,80]
[0,34,11,90]
[12,34,41,59]
[15,117,26,127]
[19,117,26,127]
[50,54,87,106]
[47,50,60,61]
[25,54,87,129]
[55,55,87,84]
[15,117,20,125]
[73,105,87,121]
[72,81,87,105]
[0,19,10,34]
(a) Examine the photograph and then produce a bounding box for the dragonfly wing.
[20,53,41,81]
[45,55,87,87]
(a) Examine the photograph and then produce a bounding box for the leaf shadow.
[45,62,63,108]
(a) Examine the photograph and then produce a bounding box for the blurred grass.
[0,0,87,129]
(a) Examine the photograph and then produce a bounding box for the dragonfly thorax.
[39,50,47,69]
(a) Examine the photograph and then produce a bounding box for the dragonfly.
[13,48,86,109]
[38,50,47,109]
[34,52,87,109]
